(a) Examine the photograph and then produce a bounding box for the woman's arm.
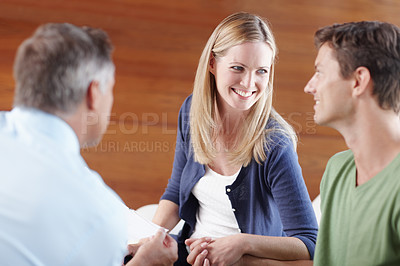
[186,234,309,265]
[152,200,180,231]
[186,234,311,265]
[153,97,192,231]
[238,255,313,266]
[265,137,318,258]
[235,234,310,260]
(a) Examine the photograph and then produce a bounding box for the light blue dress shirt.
[0,107,128,266]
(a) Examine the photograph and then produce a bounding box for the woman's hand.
[186,237,212,265]
[204,234,245,265]
[186,234,245,266]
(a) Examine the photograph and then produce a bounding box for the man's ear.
[209,54,216,75]
[86,80,101,111]
[352,66,372,97]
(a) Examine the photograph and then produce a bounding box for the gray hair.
[13,23,115,115]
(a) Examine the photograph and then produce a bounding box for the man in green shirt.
[304,21,400,265]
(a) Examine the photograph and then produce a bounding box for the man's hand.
[126,229,178,266]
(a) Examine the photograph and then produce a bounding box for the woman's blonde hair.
[190,12,297,166]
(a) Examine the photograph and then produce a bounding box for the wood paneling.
[1,0,399,208]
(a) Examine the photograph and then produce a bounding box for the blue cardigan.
[161,95,318,258]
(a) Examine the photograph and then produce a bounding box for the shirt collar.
[9,107,81,154]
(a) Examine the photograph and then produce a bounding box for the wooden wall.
[1,0,399,209]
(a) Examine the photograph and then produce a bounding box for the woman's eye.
[257,69,268,74]
[231,66,244,71]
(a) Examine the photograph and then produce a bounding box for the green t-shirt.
[314,150,400,266]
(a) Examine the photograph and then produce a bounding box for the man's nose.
[304,74,316,94]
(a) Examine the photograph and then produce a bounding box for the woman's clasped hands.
[185,234,246,266]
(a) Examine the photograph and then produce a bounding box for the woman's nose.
[240,72,256,89]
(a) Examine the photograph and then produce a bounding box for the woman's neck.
[215,96,249,136]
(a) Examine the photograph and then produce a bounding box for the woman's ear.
[352,66,372,97]
[209,54,216,75]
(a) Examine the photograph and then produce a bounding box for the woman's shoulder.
[177,95,192,122]
[264,117,294,148]
[265,116,281,130]
[180,94,193,113]
[177,95,193,134]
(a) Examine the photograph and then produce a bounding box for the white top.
[191,165,241,239]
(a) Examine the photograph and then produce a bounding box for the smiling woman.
[189,12,295,169]
[152,12,318,266]
[210,41,273,112]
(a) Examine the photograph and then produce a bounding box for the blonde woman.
[153,12,317,266]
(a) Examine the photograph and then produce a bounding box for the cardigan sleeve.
[266,137,318,259]
[160,97,191,205]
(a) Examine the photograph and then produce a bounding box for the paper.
[126,209,165,244]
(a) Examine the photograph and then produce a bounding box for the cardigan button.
[232,208,236,212]
[226,188,231,192]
